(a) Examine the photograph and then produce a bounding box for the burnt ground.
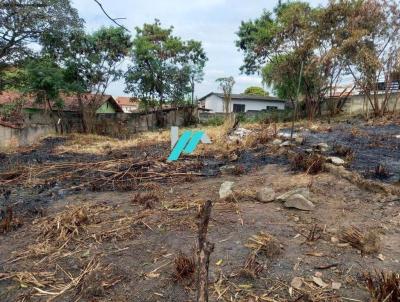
[0,121,399,302]
[298,122,400,183]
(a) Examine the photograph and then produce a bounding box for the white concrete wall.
[203,94,285,113]
[0,124,55,148]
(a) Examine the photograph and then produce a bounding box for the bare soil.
[0,121,399,302]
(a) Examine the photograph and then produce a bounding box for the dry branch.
[197,200,214,302]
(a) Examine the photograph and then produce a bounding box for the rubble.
[256,187,276,203]
[283,194,315,211]
[276,187,311,201]
[327,156,345,166]
[219,181,234,199]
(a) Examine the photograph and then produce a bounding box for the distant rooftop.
[198,92,286,102]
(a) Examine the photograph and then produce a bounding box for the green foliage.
[22,57,69,109]
[61,27,132,97]
[124,20,207,108]
[200,115,224,126]
[243,86,269,96]
[0,0,82,91]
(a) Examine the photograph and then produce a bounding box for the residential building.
[116,96,140,113]
[198,92,286,113]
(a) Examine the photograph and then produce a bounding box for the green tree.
[124,20,207,111]
[243,86,269,96]
[216,76,235,116]
[21,57,70,132]
[0,0,82,91]
[52,27,132,132]
[236,1,346,120]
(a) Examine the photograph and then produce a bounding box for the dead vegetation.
[131,191,160,209]
[0,206,22,234]
[364,271,400,302]
[333,144,355,162]
[290,152,326,175]
[340,226,381,254]
[173,251,196,282]
[245,231,281,258]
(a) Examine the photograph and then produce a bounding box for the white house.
[198,92,286,113]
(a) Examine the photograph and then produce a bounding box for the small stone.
[290,277,303,290]
[283,194,315,211]
[277,188,311,202]
[295,136,305,144]
[272,138,283,145]
[332,282,342,290]
[315,272,323,278]
[313,276,328,288]
[331,236,339,243]
[314,142,329,152]
[219,181,234,199]
[280,141,292,147]
[220,165,236,175]
[377,254,385,261]
[327,156,345,166]
[256,187,276,203]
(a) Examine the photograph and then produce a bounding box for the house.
[198,92,286,113]
[116,96,140,113]
[0,91,123,115]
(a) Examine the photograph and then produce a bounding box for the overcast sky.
[71,0,325,98]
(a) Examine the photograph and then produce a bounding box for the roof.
[116,96,140,107]
[198,92,286,102]
[0,91,123,113]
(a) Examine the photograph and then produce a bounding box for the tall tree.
[216,76,235,116]
[337,0,400,117]
[0,0,82,90]
[124,20,207,111]
[54,27,132,132]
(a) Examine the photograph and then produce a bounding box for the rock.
[219,181,234,199]
[280,141,292,147]
[278,131,297,139]
[314,142,329,152]
[283,194,315,211]
[272,138,283,145]
[331,282,342,290]
[305,148,314,153]
[256,187,276,203]
[327,156,345,166]
[220,165,237,175]
[276,187,310,201]
[312,276,328,288]
[295,136,305,144]
[290,277,303,290]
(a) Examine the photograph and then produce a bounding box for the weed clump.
[364,271,400,302]
[173,251,196,281]
[290,152,326,175]
[340,226,381,255]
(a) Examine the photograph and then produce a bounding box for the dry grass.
[365,271,400,302]
[55,131,170,155]
[245,231,281,257]
[333,144,355,162]
[340,226,381,254]
[131,192,160,209]
[290,152,326,175]
[173,251,196,281]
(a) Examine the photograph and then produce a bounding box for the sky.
[71,0,325,99]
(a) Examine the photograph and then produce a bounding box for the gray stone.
[283,194,315,211]
[280,141,292,147]
[220,165,236,175]
[219,181,234,199]
[276,187,310,201]
[327,156,345,166]
[295,136,305,144]
[272,138,283,145]
[314,142,329,152]
[256,187,276,203]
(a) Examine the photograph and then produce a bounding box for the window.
[233,104,245,113]
[266,106,278,111]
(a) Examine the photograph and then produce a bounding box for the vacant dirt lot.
[1,119,399,302]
